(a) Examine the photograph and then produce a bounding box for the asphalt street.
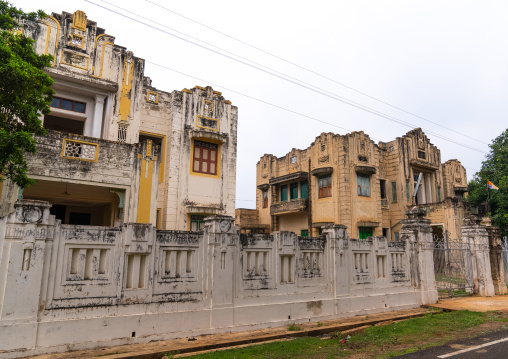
[396,328,508,358]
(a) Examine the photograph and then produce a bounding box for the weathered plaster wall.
[23,10,145,145]
[252,128,468,240]
[278,212,309,234]
[0,201,427,358]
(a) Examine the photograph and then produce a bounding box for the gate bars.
[433,231,474,298]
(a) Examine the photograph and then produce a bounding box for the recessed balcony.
[270,198,308,215]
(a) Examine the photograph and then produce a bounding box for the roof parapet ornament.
[72,10,87,31]
[405,206,426,220]
[463,215,482,226]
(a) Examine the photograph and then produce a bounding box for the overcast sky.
[15,0,508,209]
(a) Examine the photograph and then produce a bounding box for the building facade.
[0,10,237,230]
[242,128,469,240]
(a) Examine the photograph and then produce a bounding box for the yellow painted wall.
[119,58,134,122]
[136,158,153,223]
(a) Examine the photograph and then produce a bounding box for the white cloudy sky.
[15,0,508,209]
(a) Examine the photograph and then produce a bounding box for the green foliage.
[287,323,302,331]
[467,129,508,236]
[0,1,54,188]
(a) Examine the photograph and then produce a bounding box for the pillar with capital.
[0,200,56,351]
[401,207,438,305]
[462,216,496,297]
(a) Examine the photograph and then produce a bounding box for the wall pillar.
[205,215,237,329]
[92,94,106,139]
[0,200,55,351]
[485,222,508,295]
[400,207,438,305]
[136,140,161,225]
[322,224,349,299]
[462,216,495,296]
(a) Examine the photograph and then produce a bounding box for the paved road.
[396,329,508,358]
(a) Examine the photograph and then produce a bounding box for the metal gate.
[433,231,474,298]
[503,236,508,285]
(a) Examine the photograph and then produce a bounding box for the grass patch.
[288,323,302,331]
[185,311,505,358]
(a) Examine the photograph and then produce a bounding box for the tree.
[467,128,508,236]
[0,1,53,188]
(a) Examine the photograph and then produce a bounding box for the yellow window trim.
[60,49,90,71]
[139,131,166,183]
[204,100,213,112]
[69,34,85,48]
[190,137,221,179]
[146,91,159,103]
[195,115,220,132]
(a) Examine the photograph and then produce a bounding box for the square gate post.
[461,216,495,296]
[486,224,508,295]
[401,207,438,305]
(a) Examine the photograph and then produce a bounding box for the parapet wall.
[0,201,431,358]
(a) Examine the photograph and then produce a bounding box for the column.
[206,216,237,328]
[322,224,349,298]
[401,207,438,305]
[462,216,495,296]
[485,223,508,295]
[92,94,106,139]
[0,200,55,350]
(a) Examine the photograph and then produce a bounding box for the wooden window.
[290,182,298,200]
[300,180,308,199]
[51,96,86,113]
[357,173,370,197]
[359,227,373,239]
[437,187,441,202]
[190,214,206,231]
[406,181,410,202]
[280,185,288,201]
[193,140,218,175]
[318,174,332,198]
[418,150,426,159]
[300,229,309,237]
[262,190,268,208]
[391,182,397,203]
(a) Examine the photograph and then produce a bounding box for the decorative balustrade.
[62,138,99,161]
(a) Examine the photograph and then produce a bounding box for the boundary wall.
[0,201,490,358]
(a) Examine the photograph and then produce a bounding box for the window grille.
[118,124,128,143]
